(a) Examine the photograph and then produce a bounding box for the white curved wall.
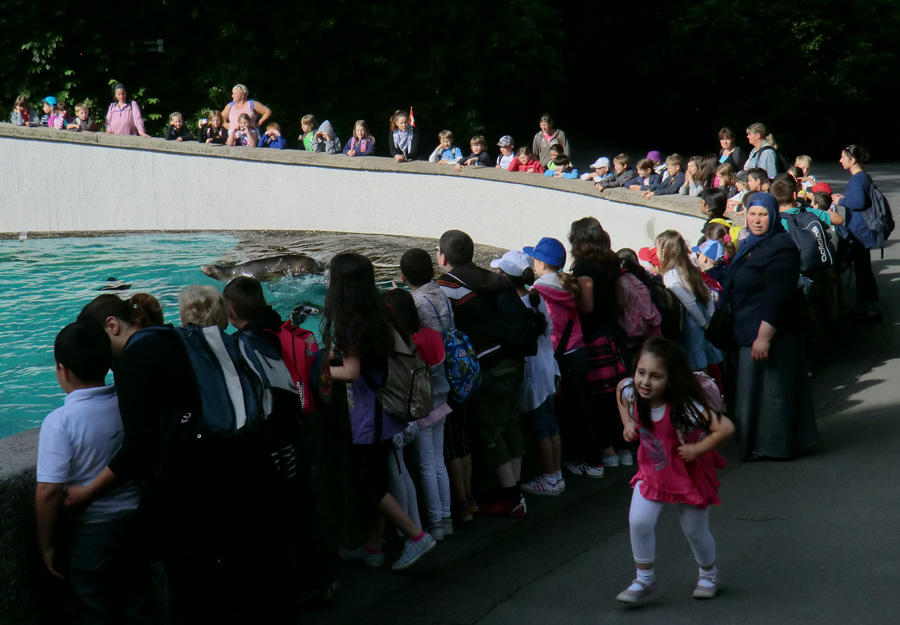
[0,125,705,253]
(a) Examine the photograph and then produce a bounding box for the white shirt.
[37,385,140,522]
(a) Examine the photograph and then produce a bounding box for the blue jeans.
[68,516,152,625]
[414,415,451,527]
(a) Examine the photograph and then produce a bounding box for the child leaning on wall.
[67,102,98,132]
[10,95,40,126]
[35,322,151,623]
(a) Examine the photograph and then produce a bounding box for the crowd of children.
[21,88,890,615]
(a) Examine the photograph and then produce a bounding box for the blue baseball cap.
[43,96,57,106]
[691,239,724,261]
[523,237,566,267]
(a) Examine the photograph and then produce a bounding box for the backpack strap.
[555,318,575,362]
[426,298,449,335]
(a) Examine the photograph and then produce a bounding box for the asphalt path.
[304,161,900,625]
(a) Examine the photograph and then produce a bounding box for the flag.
[409,107,416,127]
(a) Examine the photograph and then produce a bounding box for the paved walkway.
[304,162,900,625]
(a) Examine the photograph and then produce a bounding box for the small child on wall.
[429,130,464,165]
[455,135,491,171]
[197,110,228,144]
[508,146,544,174]
[67,102,98,132]
[596,154,636,191]
[496,136,516,169]
[581,157,613,182]
[164,112,194,141]
[10,95,40,126]
[544,155,579,179]
[641,154,685,198]
[51,102,73,130]
[228,113,258,147]
[628,158,661,191]
[258,123,286,149]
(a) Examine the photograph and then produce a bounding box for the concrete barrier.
[0,124,705,252]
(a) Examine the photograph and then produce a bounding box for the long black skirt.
[733,333,818,459]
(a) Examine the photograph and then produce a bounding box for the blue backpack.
[427,299,481,403]
[861,182,895,251]
[780,207,835,272]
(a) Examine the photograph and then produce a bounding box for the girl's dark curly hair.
[320,253,392,358]
[626,338,714,433]
[568,216,619,281]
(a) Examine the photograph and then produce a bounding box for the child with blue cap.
[524,238,604,479]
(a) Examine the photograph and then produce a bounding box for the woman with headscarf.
[723,193,817,460]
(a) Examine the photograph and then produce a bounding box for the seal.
[201,254,323,281]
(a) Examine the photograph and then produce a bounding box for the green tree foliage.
[2,1,898,157]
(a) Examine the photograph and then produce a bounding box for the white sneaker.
[603,455,620,468]
[564,461,604,478]
[619,451,634,467]
[521,475,566,496]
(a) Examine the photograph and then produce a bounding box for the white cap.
[590,157,611,169]
[490,250,531,277]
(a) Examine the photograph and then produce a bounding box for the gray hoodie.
[312,120,342,154]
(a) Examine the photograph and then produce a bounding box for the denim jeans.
[414,415,451,527]
[68,516,152,625]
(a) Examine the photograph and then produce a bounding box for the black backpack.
[861,182,895,251]
[647,277,685,340]
[756,145,789,175]
[489,287,541,358]
[780,207,835,272]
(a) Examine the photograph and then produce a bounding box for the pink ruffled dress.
[629,403,726,509]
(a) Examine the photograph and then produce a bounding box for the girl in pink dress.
[614,338,734,603]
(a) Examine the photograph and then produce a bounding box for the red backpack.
[276,320,332,417]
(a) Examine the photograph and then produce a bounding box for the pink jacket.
[533,277,584,352]
[106,100,147,136]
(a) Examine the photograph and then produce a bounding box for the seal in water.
[95,277,132,291]
[201,254,323,282]
[289,303,321,325]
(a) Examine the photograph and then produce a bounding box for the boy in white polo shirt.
[35,322,150,623]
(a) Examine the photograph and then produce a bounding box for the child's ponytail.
[558,269,583,301]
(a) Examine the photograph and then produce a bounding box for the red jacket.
[508,157,544,174]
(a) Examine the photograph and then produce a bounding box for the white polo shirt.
[37,384,141,522]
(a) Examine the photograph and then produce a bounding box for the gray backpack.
[376,328,433,422]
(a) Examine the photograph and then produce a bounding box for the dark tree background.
[3,0,898,163]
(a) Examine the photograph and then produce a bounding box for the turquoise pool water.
[0,235,328,439]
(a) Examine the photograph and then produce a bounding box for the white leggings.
[629,481,716,567]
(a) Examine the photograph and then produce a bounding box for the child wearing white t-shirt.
[35,322,150,622]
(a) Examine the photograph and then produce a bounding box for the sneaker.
[564,461,604,478]
[619,451,634,467]
[392,533,436,571]
[442,517,453,536]
[480,494,527,517]
[455,501,474,523]
[616,579,655,603]
[603,454,620,468]
[428,524,445,541]
[693,573,720,599]
[466,494,480,514]
[339,545,384,568]
[521,475,565,496]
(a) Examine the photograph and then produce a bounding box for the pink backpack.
[694,371,724,413]
[616,270,663,340]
